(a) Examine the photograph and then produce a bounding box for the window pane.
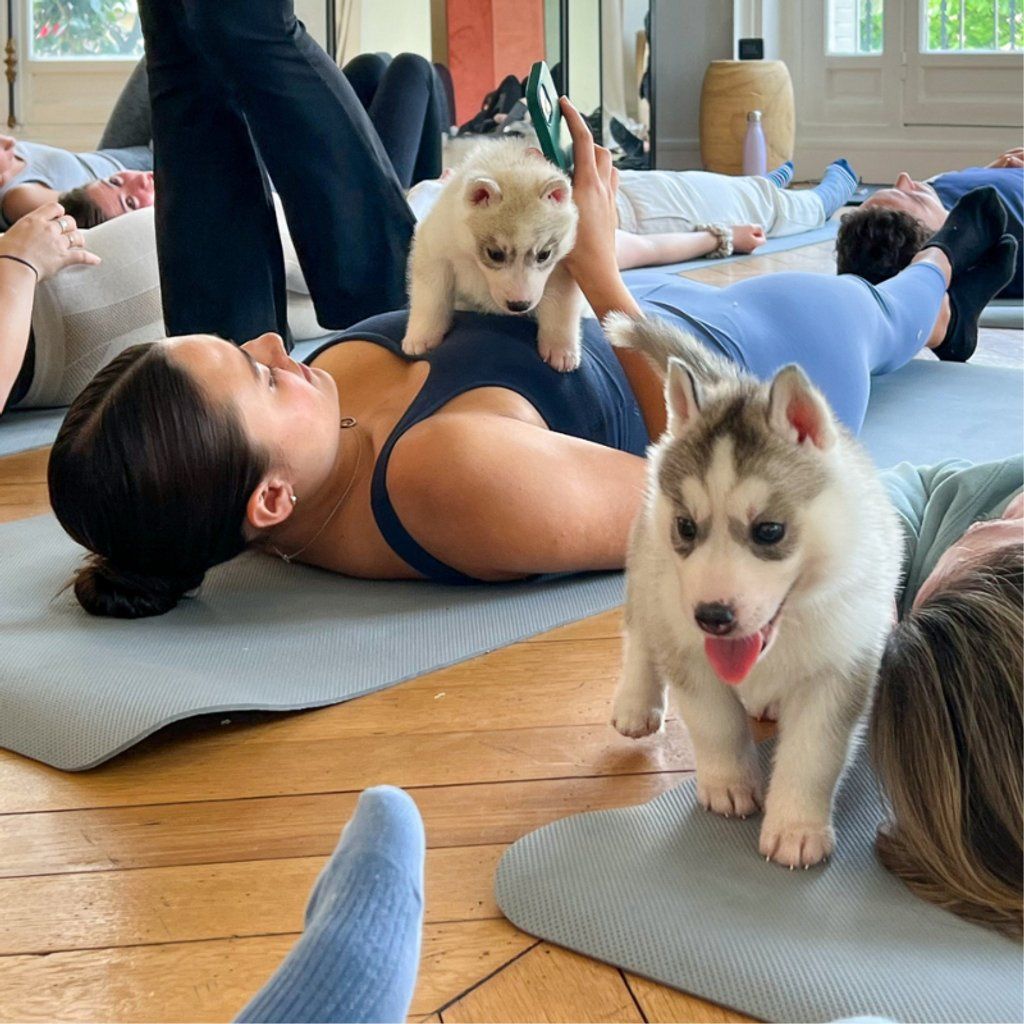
[924,0,1021,52]
[827,0,884,55]
[31,0,144,60]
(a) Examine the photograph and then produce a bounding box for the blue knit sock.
[811,158,859,217]
[764,160,795,188]
[236,787,425,1024]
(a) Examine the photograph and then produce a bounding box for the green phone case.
[526,61,572,173]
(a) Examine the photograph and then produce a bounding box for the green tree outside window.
[31,0,144,59]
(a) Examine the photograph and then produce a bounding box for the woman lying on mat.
[408,154,860,269]
[0,204,100,411]
[0,60,152,229]
[47,63,1015,619]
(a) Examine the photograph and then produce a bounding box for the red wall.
[446,0,546,124]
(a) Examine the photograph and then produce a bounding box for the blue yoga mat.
[496,740,1022,1024]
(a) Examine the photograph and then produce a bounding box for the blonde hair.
[869,543,1023,940]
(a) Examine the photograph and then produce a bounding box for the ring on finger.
[57,216,70,233]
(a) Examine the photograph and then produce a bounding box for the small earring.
[290,494,298,505]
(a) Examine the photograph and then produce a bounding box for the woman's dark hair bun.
[73,555,204,619]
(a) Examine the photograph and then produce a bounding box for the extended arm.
[2,182,60,224]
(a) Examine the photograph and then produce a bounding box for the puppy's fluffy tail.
[603,312,738,387]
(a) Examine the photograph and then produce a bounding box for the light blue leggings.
[626,261,948,433]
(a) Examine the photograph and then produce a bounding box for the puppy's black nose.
[506,300,531,312]
[694,602,736,636]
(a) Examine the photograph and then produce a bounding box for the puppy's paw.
[538,338,581,373]
[401,331,444,358]
[611,696,664,739]
[759,819,834,868]
[697,774,763,819]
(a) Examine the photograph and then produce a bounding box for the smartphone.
[525,61,573,173]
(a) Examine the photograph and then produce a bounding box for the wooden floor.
[0,239,1017,1023]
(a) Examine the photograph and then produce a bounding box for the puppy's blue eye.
[487,248,505,263]
[673,517,697,543]
[752,522,785,545]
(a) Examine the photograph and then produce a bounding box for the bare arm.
[0,203,100,410]
[560,97,667,438]
[2,182,60,224]
[388,413,648,580]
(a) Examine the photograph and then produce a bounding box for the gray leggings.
[97,58,151,149]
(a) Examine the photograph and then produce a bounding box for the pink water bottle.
[742,110,767,176]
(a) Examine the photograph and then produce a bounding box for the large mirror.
[325,0,655,168]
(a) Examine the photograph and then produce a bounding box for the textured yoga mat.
[0,360,1020,771]
[495,741,1023,1024]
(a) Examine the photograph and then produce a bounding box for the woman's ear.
[246,475,296,532]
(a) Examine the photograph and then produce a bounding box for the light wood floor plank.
[0,845,505,955]
[442,943,643,1023]
[626,973,758,1023]
[0,718,694,814]
[0,919,531,1022]
[0,772,688,878]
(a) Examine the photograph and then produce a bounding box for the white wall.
[745,0,1022,180]
[652,1,734,169]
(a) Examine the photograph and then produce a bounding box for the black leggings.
[138,0,423,342]
[342,53,445,190]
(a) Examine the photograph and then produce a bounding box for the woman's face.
[166,333,342,507]
[86,170,155,218]
[914,492,1024,608]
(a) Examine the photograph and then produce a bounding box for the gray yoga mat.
[495,740,1022,1024]
[0,514,627,771]
[0,359,1020,771]
[979,298,1024,329]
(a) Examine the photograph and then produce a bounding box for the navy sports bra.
[304,309,649,584]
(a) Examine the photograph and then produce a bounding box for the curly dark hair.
[835,206,932,283]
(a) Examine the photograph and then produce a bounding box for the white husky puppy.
[606,315,902,869]
[402,138,584,372]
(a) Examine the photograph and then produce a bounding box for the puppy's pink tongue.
[704,634,762,685]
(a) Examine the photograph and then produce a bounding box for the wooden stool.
[699,60,795,174]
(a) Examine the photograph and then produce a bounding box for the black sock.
[923,186,1007,277]
[934,233,1019,363]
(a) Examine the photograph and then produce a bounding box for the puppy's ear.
[540,176,570,204]
[466,177,502,207]
[767,365,837,450]
[525,146,545,160]
[666,357,703,437]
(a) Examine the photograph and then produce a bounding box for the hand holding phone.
[526,61,573,173]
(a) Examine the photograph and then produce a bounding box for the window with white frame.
[827,0,885,54]
[30,0,143,60]
[921,0,1021,52]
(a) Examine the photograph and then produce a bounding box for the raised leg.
[611,631,667,738]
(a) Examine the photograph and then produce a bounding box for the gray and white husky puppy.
[402,138,584,372]
[606,314,902,868]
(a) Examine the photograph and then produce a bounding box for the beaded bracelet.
[693,223,734,259]
[0,254,39,280]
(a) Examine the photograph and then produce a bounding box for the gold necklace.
[271,417,364,564]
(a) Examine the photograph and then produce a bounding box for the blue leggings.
[625,262,948,433]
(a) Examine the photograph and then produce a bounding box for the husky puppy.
[606,315,902,869]
[402,139,583,372]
